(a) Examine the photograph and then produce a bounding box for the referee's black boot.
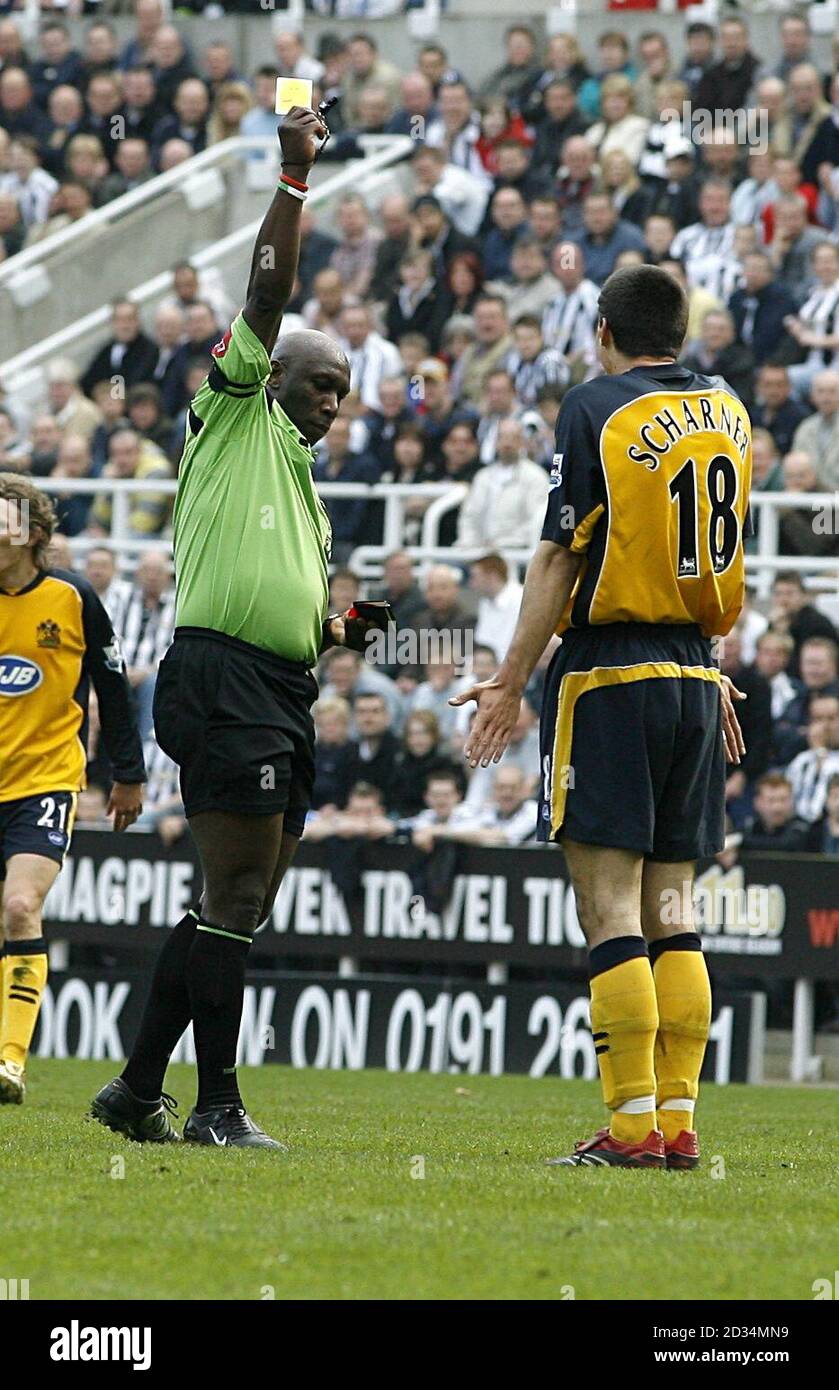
[90,1077,181,1143]
[183,1103,287,1151]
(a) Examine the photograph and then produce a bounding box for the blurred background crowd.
[0,2,837,864]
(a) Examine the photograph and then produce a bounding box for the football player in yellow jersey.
[454,265,749,1169]
[0,475,145,1104]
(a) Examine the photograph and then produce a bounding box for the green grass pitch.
[1,1059,836,1301]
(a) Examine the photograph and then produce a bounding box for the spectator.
[320,646,404,733]
[478,24,542,113]
[385,248,448,354]
[412,193,478,275]
[775,451,837,557]
[81,72,124,167]
[368,193,413,301]
[30,19,83,107]
[330,193,382,301]
[409,564,476,659]
[678,22,715,99]
[273,28,324,85]
[424,78,486,183]
[0,67,51,145]
[474,765,538,845]
[436,424,482,548]
[339,303,402,411]
[790,369,839,489]
[45,358,102,441]
[119,0,165,71]
[769,573,838,678]
[487,235,559,320]
[151,77,209,165]
[98,138,154,204]
[239,64,281,152]
[587,74,649,168]
[786,693,839,822]
[410,657,470,743]
[451,293,512,404]
[201,39,240,97]
[26,415,62,478]
[90,428,171,540]
[457,417,549,553]
[730,251,798,366]
[530,80,589,176]
[749,427,784,496]
[718,626,774,813]
[1,135,58,225]
[386,71,436,138]
[644,138,700,231]
[206,80,253,144]
[503,314,568,406]
[751,363,810,458]
[120,66,161,146]
[410,769,483,852]
[363,374,413,472]
[578,31,635,121]
[571,192,646,287]
[482,185,528,281]
[754,629,802,725]
[470,552,523,662]
[600,149,651,228]
[541,242,600,373]
[412,143,488,239]
[392,710,459,820]
[803,71,839,186]
[414,358,478,463]
[379,423,437,545]
[150,25,195,113]
[313,414,376,562]
[768,195,827,305]
[183,300,220,359]
[694,16,759,114]
[530,33,589,108]
[148,304,190,418]
[304,782,393,847]
[682,309,755,412]
[126,383,176,461]
[160,260,232,329]
[475,368,517,464]
[50,433,95,537]
[785,63,830,180]
[783,241,839,398]
[352,691,400,805]
[633,30,673,123]
[741,773,811,851]
[670,178,737,301]
[311,697,358,811]
[488,138,550,206]
[81,300,159,398]
[374,550,425,630]
[342,32,401,127]
[84,544,131,630]
[0,191,25,259]
[806,772,839,855]
[463,696,540,808]
[113,547,175,742]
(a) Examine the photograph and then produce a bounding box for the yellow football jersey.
[0,568,145,802]
[543,363,752,638]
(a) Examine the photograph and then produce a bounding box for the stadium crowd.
[0,7,838,859]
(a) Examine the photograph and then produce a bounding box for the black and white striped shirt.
[502,347,569,406]
[787,748,839,823]
[141,735,182,812]
[115,587,176,671]
[798,281,839,370]
[670,222,738,299]
[541,279,600,359]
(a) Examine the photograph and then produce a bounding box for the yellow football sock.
[589,939,659,1145]
[651,935,711,1143]
[0,951,6,1038]
[0,938,48,1069]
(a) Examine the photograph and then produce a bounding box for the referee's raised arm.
[241,105,327,350]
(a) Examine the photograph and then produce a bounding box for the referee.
[92,107,373,1150]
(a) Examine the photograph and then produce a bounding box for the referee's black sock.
[121,907,200,1101]
[186,917,251,1112]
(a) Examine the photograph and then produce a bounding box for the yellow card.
[275,77,313,115]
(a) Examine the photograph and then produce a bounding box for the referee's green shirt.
[173,312,332,666]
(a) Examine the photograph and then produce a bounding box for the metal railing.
[37,477,839,606]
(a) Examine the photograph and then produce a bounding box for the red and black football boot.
[546,1126,666,1168]
[664,1129,700,1170]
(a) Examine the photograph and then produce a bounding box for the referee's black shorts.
[537,622,725,862]
[153,627,318,836]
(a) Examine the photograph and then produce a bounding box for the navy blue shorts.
[0,790,77,880]
[537,623,725,862]
[153,628,318,836]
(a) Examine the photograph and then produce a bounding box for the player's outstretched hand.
[720,674,747,765]
[450,679,521,769]
[278,106,327,169]
[108,782,144,832]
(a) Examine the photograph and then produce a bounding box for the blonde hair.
[208,81,254,144]
[600,74,634,111]
[0,472,57,569]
